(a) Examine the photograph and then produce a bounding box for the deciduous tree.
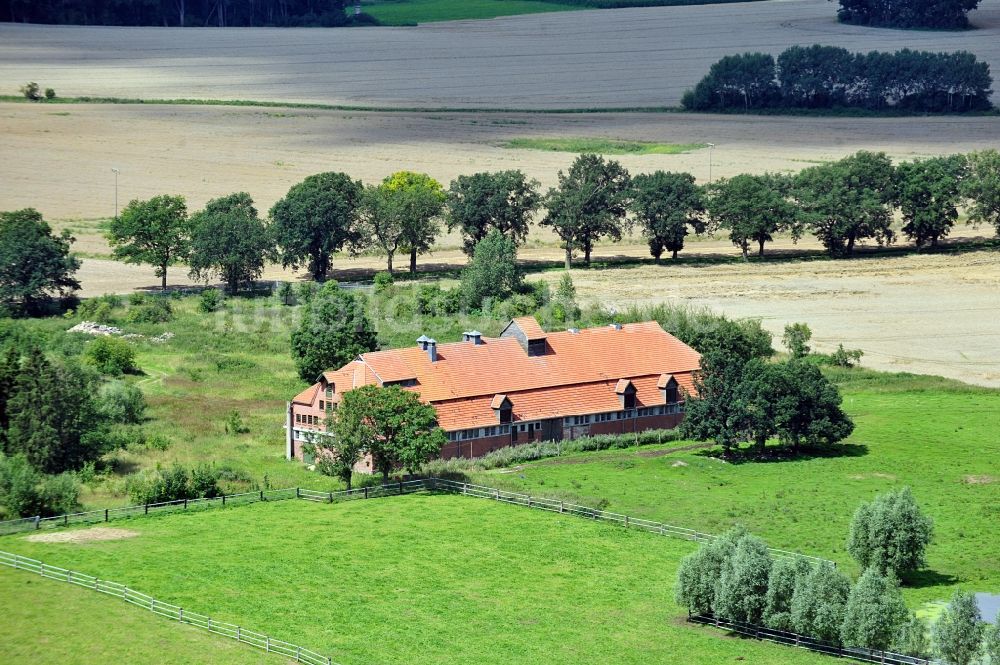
[764,557,813,631]
[269,172,363,282]
[713,533,773,624]
[542,154,631,268]
[782,322,812,359]
[460,229,522,310]
[840,568,908,652]
[630,171,705,261]
[447,170,541,256]
[290,281,378,382]
[790,562,851,644]
[0,208,80,313]
[771,361,854,451]
[896,155,968,248]
[707,173,799,259]
[847,487,933,580]
[963,149,1000,236]
[188,192,272,295]
[932,591,984,665]
[107,194,191,289]
[675,525,748,616]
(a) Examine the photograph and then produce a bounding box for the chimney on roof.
[427,339,437,362]
[568,328,580,334]
[416,334,430,351]
[462,330,484,345]
[609,323,622,331]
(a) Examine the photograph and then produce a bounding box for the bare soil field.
[1,0,1000,109]
[4,103,1000,221]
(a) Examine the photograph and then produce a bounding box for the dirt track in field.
[2,0,1000,108]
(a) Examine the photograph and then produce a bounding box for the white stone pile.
[68,322,174,344]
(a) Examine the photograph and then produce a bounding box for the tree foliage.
[893,613,931,659]
[963,149,1000,236]
[269,172,363,281]
[447,170,541,256]
[846,487,933,580]
[188,192,272,295]
[840,567,908,652]
[684,47,993,113]
[932,591,985,665]
[359,172,445,274]
[836,0,981,29]
[790,562,852,645]
[782,323,812,359]
[795,151,896,256]
[542,154,631,268]
[107,195,191,289]
[290,282,379,382]
[630,171,705,261]
[764,557,813,631]
[460,229,523,311]
[713,533,773,624]
[84,336,139,376]
[707,173,799,259]
[896,156,968,248]
[674,525,747,616]
[0,452,79,519]
[0,208,80,313]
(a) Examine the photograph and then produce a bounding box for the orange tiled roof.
[291,384,319,406]
[509,316,546,340]
[359,320,699,402]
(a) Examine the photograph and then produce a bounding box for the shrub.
[44,88,56,100]
[782,323,812,359]
[128,293,145,306]
[125,298,173,323]
[38,472,81,516]
[189,464,222,498]
[84,336,138,375]
[847,487,933,580]
[276,282,296,306]
[984,622,1000,665]
[893,614,931,659]
[125,463,218,504]
[932,591,984,665]
[0,453,80,518]
[712,533,773,624]
[373,271,394,295]
[840,567,908,651]
[790,562,851,644]
[198,287,222,313]
[296,281,318,304]
[19,82,41,101]
[225,410,250,434]
[97,380,147,424]
[77,294,123,322]
[831,344,864,367]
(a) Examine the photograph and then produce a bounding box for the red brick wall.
[441,434,514,460]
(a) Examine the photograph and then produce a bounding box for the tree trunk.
[758,238,765,257]
[409,247,417,274]
[161,268,167,290]
[584,243,592,265]
[741,243,749,261]
[381,469,389,484]
[564,244,572,270]
[847,234,856,256]
[386,251,394,275]
[672,249,678,260]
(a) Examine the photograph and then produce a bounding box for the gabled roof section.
[657,373,678,389]
[490,394,512,410]
[357,321,700,403]
[614,379,636,394]
[504,316,547,340]
[292,384,319,406]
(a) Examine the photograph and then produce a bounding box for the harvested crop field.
[2,0,1000,109]
[4,102,1000,221]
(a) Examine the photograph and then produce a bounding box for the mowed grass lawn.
[471,371,1000,607]
[0,568,284,665]
[0,494,829,665]
[363,0,579,25]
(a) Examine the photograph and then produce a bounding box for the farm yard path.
[2,0,1000,109]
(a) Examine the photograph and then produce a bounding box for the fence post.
[207,617,211,632]
[35,516,40,530]
[40,563,44,576]
[179,608,183,621]
[184,498,188,509]
[12,554,17,569]
[68,571,72,584]
[237,626,241,641]
[64,514,68,526]
[625,515,629,529]
[296,487,300,499]
[328,492,333,503]
[399,481,403,495]
[559,501,564,513]
[105,508,109,522]
[527,496,532,508]
[145,503,149,515]
[260,490,264,502]
[296,646,301,662]
[222,494,226,506]
[495,489,500,501]
[266,636,270,652]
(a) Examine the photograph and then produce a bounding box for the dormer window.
[491,394,513,424]
[615,379,637,410]
[657,374,679,404]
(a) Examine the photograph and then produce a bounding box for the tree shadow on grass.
[904,568,959,590]
[692,442,869,465]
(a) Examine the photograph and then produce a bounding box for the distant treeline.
[538,0,767,7]
[837,0,980,29]
[683,46,993,114]
[0,0,374,27]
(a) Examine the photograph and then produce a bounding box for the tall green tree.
[290,281,378,382]
[771,361,854,451]
[542,154,632,269]
[682,53,779,111]
[675,525,748,616]
[790,562,851,644]
[963,149,1000,236]
[630,171,706,261]
[782,322,812,359]
[896,155,968,248]
[795,152,896,256]
[847,487,933,580]
[188,192,272,295]
[106,194,191,289]
[447,170,541,256]
[269,172,363,282]
[932,591,984,665]
[840,568,908,652]
[5,350,101,474]
[894,614,931,659]
[708,173,799,259]
[334,384,445,482]
[764,557,813,631]
[0,208,80,313]
[776,45,854,108]
[389,172,445,274]
[309,409,366,490]
[837,0,981,29]
[713,533,773,624]
[460,229,522,310]
[680,350,751,455]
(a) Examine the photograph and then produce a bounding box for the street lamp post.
[111,167,120,219]
[706,143,715,185]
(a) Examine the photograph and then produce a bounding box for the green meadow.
[363,0,578,25]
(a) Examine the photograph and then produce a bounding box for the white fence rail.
[0,549,337,665]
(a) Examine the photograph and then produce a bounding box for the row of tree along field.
[836,0,981,29]
[677,489,999,664]
[682,46,993,113]
[0,0,375,27]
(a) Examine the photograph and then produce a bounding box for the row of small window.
[446,425,511,442]
[292,428,330,441]
[295,414,323,425]
[564,404,683,426]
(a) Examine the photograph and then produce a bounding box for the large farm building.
[286,317,701,465]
